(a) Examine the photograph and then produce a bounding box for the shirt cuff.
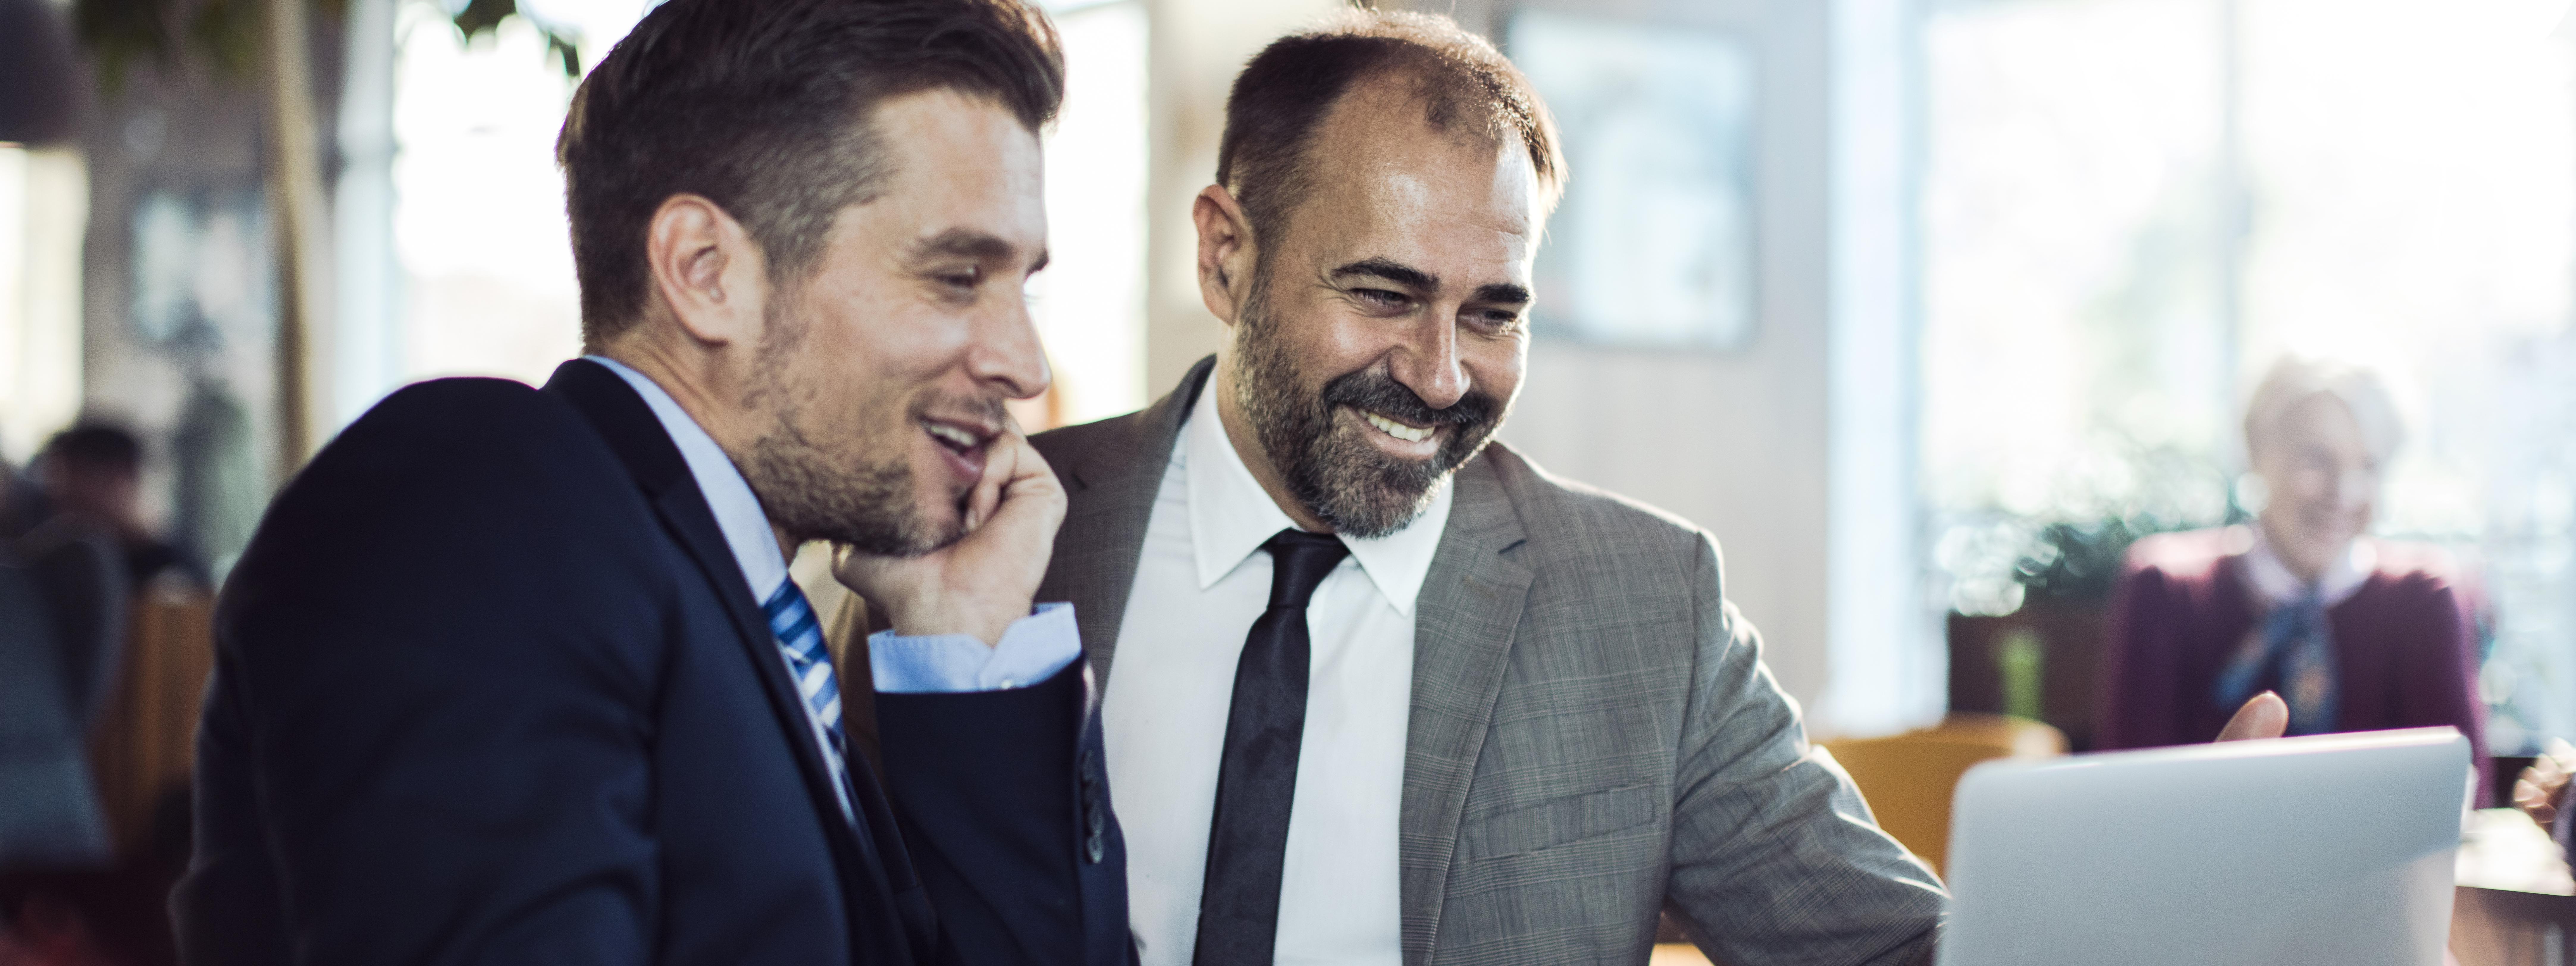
[868,602,1082,693]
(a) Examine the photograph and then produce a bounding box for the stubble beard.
[1230,271,1506,539]
[739,299,963,558]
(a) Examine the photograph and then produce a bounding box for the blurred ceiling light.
[0,0,78,147]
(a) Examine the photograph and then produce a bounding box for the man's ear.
[645,194,765,347]
[1193,184,1256,326]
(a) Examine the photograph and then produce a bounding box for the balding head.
[1190,11,1557,537]
[1216,10,1565,258]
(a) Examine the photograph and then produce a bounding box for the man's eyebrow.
[1470,282,1532,304]
[909,229,1019,263]
[1329,258,1440,291]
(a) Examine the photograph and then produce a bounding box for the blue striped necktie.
[763,580,848,776]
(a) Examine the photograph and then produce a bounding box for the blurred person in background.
[33,425,204,592]
[0,435,157,966]
[0,459,48,541]
[2098,356,2485,792]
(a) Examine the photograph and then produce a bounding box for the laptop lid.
[1937,727,2470,966]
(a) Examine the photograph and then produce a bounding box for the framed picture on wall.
[1507,9,1756,351]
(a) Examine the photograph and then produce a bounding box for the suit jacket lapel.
[1038,356,1212,683]
[1047,356,1527,960]
[542,359,926,961]
[1399,454,1532,966]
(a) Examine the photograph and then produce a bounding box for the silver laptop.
[1937,727,2470,966]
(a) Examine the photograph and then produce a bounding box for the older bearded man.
[1019,12,1931,966]
[949,10,2282,966]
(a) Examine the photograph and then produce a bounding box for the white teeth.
[1363,410,1433,443]
[925,424,978,449]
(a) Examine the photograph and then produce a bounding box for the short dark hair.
[1216,10,1564,253]
[43,423,142,475]
[558,0,1065,345]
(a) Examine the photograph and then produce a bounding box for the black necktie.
[1193,529,1351,966]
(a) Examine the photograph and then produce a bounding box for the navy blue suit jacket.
[175,360,1130,965]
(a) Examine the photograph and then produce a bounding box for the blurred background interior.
[9,0,2576,962]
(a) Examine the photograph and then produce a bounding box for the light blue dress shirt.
[581,357,1081,696]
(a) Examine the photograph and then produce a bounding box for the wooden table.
[2453,886,2576,966]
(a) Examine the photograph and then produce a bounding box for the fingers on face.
[969,474,1003,531]
[997,420,1050,482]
[968,443,1015,531]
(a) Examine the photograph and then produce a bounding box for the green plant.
[71,0,583,92]
[2011,442,2244,603]
[445,0,581,76]
[1937,438,2245,614]
[2013,515,2184,603]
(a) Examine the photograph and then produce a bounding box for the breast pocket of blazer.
[1459,783,1663,862]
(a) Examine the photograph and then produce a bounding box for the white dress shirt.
[581,357,1081,807]
[2240,526,2375,610]
[1104,386,1449,966]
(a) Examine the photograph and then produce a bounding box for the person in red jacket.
[2098,356,2486,796]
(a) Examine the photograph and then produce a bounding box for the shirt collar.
[583,355,791,602]
[2240,524,2374,610]
[1178,381,1450,616]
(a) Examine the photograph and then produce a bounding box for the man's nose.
[2331,468,2377,510]
[1390,315,1468,410]
[969,298,1051,401]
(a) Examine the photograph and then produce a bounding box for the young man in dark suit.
[173,1,1127,963]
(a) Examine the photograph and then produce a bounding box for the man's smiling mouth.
[924,421,989,456]
[1361,409,1434,443]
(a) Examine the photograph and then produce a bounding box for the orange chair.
[1820,713,2067,876]
[87,591,216,855]
[1649,715,2068,965]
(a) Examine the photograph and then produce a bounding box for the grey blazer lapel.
[1398,451,1533,966]
[1038,356,1213,683]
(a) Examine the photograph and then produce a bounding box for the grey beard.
[1229,279,1503,538]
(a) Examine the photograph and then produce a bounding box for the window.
[384,2,624,393]
[1024,0,1151,427]
[337,0,1149,432]
[1920,0,2576,749]
[0,144,82,463]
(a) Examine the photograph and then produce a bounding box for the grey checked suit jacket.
[1032,358,1947,966]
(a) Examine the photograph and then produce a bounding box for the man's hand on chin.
[2216,691,2291,743]
[832,423,1067,646]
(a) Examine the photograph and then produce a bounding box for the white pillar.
[333,0,400,433]
[1820,0,1939,737]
